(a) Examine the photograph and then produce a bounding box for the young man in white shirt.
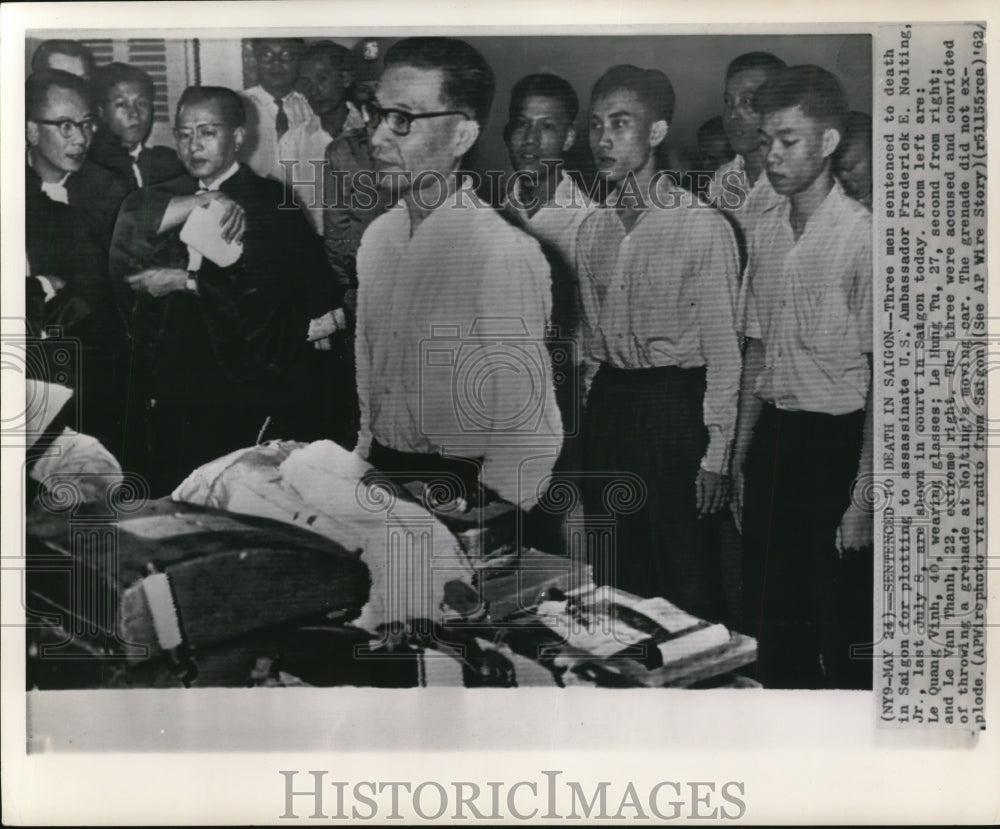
[733,65,873,689]
[575,65,742,619]
[501,73,594,528]
[355,37,561,512]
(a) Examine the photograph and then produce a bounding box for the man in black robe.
[25,69,131,459]
[110,86,342,494]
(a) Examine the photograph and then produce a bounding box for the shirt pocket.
[795,282,852,356]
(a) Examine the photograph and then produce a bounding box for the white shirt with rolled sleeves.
[740,179,873,415]
[354,182,562,509]
[575,177,742,475]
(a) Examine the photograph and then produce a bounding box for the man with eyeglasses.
[241,38,314,182]
[354,37,561,514]
[25,69,132,459]
[109,86,342,493]
[88,62,184,190]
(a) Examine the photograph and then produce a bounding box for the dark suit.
[88,128,185,191]
[110,163,342,494]
[25,163,131,458]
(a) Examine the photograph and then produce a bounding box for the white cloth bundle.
[172,440,473,633]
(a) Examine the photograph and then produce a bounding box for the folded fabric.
[172,440,473,632]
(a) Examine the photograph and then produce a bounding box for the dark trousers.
[581,364,724,621]
[741,403,870,689]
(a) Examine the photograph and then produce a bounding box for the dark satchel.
[26,495,370,688]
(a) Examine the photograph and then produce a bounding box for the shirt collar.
[199,160,240,191]
[128,144,144,161]
[779,178,851,239]
[390,176,482,231]
[504,169,591,216]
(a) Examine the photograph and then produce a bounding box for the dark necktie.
[275,97,289,139]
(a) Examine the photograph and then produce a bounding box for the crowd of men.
[24,36,875,689]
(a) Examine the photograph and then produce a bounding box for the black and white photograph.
[1,1,996,825]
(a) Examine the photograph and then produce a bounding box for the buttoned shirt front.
[355,182,560,507]
[741,179,873,415]
[575,177,742,473]
[240,86,314,181]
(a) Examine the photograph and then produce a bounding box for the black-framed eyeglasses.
[32,117,98,138]
[363,104,470,137]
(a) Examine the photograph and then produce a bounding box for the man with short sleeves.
[732,66,874,689]
[576,65,742,619]
[355,37,561,510]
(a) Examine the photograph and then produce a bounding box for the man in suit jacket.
[110,86,342,494]
[88,62,184,189]
[25,69,131,459]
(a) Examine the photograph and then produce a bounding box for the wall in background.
[25,32,870,171]
[463,34,872,174]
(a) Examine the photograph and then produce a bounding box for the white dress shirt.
[741,180,873,415]
[355,181,561,508]
[576,176,742,474]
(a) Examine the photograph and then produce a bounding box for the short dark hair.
[92,62,155,106]
[26,69,93,121]
[725,51,787,83]
[591,64,675,124]
[383,37,495,125]
[176,86,246,129]
[301,40,354,73]
[509,73,579,122]
[753,64,848,132]
[30,39,97,77]
[833,110,872,165]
